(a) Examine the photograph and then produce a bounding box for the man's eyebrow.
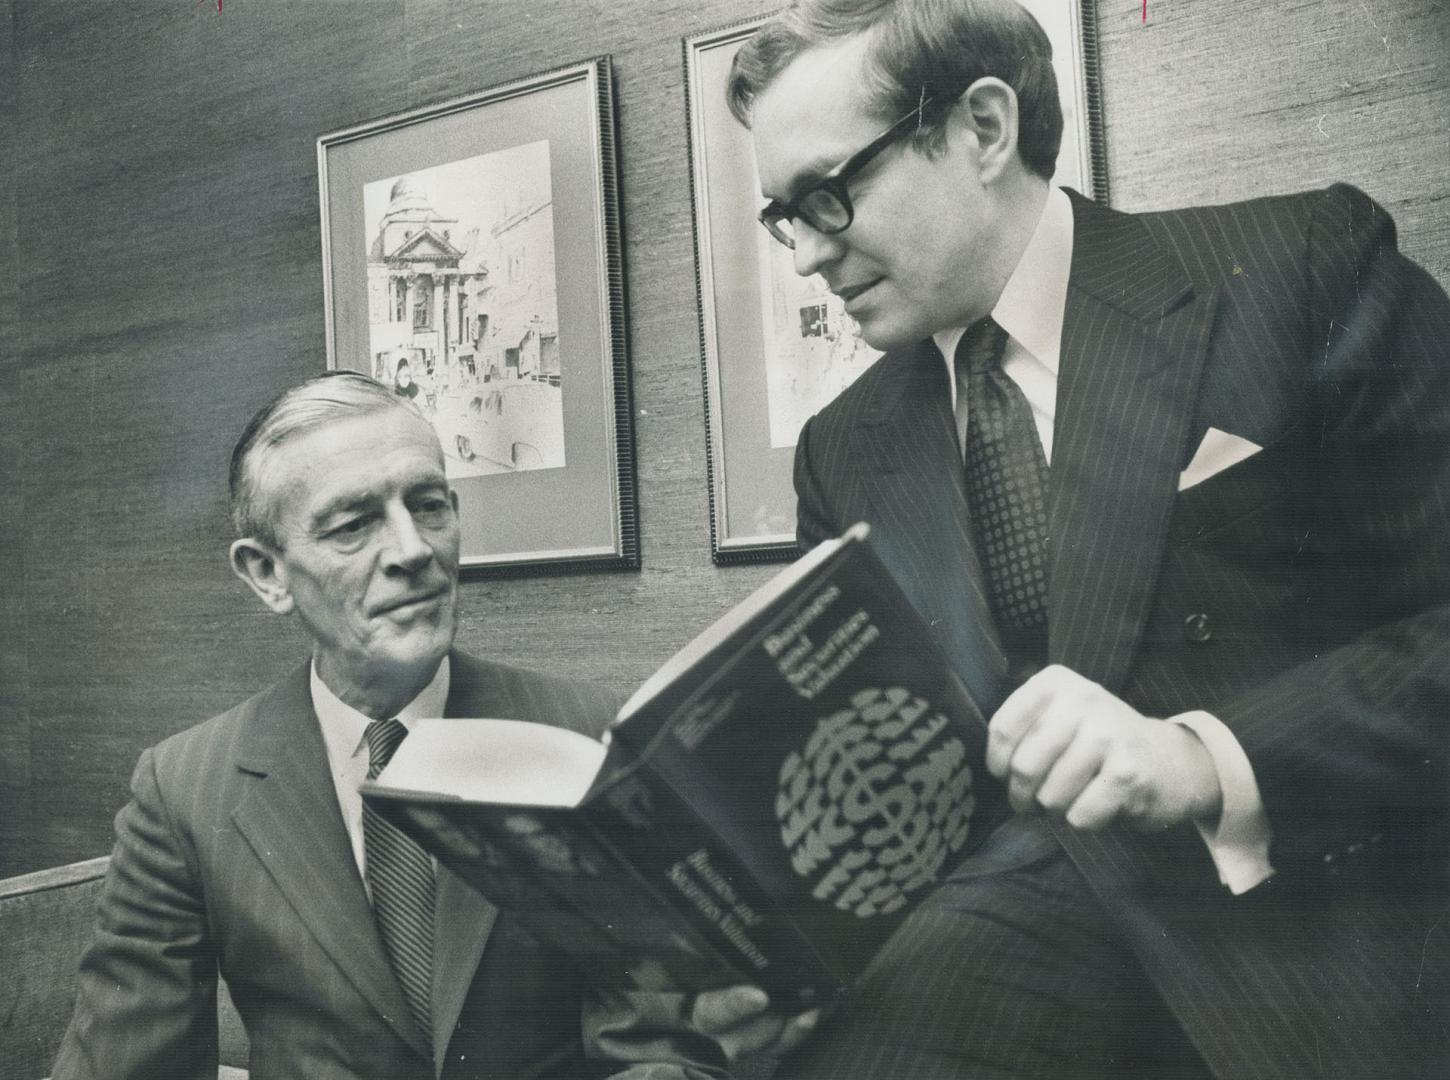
[404,478,451,498]
[308,493,376,528]
[766,153,844,204]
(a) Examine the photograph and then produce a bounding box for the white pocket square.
[1179,428,1263,491]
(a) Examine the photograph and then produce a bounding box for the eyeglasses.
[758,94,939,249]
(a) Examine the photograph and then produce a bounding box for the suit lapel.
[229,664,431,1060]
[1048,193,1220,690]
[431,868,497,1067]
[428,653,505,1068]
[853,343,1012,710]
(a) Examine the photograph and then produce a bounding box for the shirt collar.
[932,185,1075,371]
[312,655,452,768]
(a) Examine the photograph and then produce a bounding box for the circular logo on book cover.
[775,686,974,917]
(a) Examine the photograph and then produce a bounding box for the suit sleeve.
[1215,184,1450,880]
[52,748,220,1080]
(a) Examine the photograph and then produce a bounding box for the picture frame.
[318,57,638,575]
[684,2,1108,563]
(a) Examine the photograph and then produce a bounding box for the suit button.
[1184,613,1213,642]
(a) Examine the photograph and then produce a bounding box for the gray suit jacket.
[790,185,1450,1078]
[52,650,649,1080]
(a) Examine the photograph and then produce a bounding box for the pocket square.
[1179,428,1263,491]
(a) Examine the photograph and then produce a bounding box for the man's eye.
[329,516,374,539]
[413,498,452,520]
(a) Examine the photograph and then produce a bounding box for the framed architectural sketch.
[318,58,637,574]
[684,2,1107,562]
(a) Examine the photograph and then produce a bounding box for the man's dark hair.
[727,0,1064,181]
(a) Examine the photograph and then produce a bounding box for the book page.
[370,717,607,807]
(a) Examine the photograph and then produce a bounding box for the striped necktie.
[955,317,1050,642]
[363,718,435,1047]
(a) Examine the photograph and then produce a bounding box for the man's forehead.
[284,407,437,458]
[750,34,882,198]
[260,409,445,517]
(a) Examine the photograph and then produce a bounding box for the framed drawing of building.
[684,2,1107,562]
[318,57,637,574]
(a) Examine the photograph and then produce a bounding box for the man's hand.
[987,665,1222,831]
[690,985,820,1061]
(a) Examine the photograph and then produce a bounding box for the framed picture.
[318,58,637,575]
[684,2,1107,563]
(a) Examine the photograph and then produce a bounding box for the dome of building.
[386,176,435,218]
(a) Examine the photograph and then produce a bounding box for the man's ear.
[229,538,295,615]
[955,77,1020,186]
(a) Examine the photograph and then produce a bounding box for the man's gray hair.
[726,0,1064,182]
[229,370,428,546]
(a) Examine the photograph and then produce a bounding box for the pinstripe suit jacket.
[792,185,1450,1078]
[52,651,635,1080]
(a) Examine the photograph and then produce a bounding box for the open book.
[363,523,1008,1007]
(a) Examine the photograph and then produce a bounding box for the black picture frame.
[318,57,638,575]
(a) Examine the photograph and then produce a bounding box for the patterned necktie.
[955,318,1050,635]
[362,719,435,1047]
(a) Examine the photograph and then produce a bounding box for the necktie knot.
[364,718,409,781]
[954,317,1009,379]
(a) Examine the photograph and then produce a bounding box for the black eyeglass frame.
[757,94,941,249]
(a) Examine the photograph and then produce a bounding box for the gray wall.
[2,0,1447,877]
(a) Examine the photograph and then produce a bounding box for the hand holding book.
[690,986,820,1062]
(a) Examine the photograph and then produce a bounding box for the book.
[363,523,1009,1008]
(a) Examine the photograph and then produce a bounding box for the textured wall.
[1,0,1447,876]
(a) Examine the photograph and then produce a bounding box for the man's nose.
[380,506,433,572]
[792,220,843,279]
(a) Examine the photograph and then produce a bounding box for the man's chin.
[849,304,928,353]
[370,623,455,678]
[313,630,453,715]
[855,318,920,353]
[358,653,447,707]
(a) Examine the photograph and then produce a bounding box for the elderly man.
[727,1,1450,1077]
[53,372,790,1080]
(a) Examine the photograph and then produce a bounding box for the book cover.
[365,523,1008,1006]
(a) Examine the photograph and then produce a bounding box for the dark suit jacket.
[52,651,638,1080]
[791,185,1450,1078]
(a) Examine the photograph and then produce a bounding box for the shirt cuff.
[1169,710,1275,894]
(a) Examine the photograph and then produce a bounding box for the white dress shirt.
[933,187,1273,894]
[312,656,452,885]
